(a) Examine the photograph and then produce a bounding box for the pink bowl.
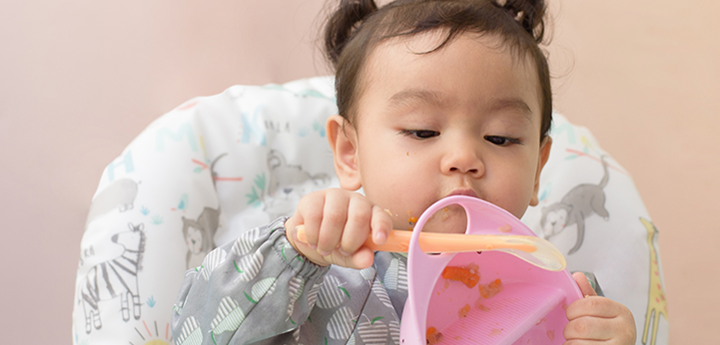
[400,196,582,344]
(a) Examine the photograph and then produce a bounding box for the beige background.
[1,0,717,343]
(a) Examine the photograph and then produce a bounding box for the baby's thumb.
[572,272,598,297]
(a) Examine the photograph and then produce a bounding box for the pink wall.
[0,0,716,343]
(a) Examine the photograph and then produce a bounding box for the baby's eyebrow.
[487,98,533,122]
[388,89,447,108]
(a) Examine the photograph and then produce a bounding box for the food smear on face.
[442,266,480,288]
[426,327,443,344]
[408,211,418,230]
[479,278,504,299]
[458,303,471,318]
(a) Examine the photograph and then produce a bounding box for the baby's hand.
[564,272,636,344]
[284,188,392,269]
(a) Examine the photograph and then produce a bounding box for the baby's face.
[345,32,550,233]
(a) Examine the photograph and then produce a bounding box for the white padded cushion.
[72,76,668,344]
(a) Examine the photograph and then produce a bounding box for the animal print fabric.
[171,217,409,345]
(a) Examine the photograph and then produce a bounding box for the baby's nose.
[442,149,484,177]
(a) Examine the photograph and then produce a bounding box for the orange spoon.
[295,226,566,271]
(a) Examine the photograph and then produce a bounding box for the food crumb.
[464,262,479,274]
[489,328,502,336]
[458,303,471,318]
[546,330,555,340]
[442,266,480,288]
[498,225,512,233]
[441,207,449,221]
[535,318,546,325]
[479,279,504,299]
[408,212,418,230]
[474,299,490,311]
[427,327,443,344]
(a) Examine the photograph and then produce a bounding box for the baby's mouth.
[445,188,479,199]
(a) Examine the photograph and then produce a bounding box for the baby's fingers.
[565,297,636,344]
[370,205,392,245]
[566,297,623,320]
[338,196,374,256]
[316,191,348,256]
[572,272,598,297]
[563,315,636,344]
[563,316,613,342]
[325,246,376,269]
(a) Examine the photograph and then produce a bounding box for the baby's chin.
[416,204,468,234]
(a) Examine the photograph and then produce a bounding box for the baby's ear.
[326,115,362,190]
[530,136,553,206]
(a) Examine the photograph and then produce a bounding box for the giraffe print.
[640,218,668,345]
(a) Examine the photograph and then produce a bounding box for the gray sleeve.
[171,217,330,345]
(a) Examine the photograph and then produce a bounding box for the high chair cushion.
[72,76,668,344]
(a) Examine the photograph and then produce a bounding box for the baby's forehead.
[363,32,540,88]
[359,33,542,110]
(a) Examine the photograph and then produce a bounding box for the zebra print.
[79,222,146,334]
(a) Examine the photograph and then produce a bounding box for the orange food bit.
[408,212,418,230]
[479,278,504,299]
[442,266,480,288]
[427,327,443,345]
[458,303,471,318]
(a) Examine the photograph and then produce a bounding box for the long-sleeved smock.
[171,217,409,344]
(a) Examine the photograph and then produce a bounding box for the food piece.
[408,211,418,230]
[479,278,504,299]
[458,303,471,318]
[464,262,479,274]
[474,298,490,311]
[442,266,480,288]
[427,327,444,344]
[441,207,449,221]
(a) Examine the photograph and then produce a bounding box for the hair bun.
[325,0,379,67]
[496,0,546,43]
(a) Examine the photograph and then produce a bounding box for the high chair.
[72,76,668,345]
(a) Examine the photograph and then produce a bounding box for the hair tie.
[494,0,525,23]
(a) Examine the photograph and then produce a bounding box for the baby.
[172,0,636,343]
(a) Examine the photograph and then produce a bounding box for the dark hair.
[324,0,552,140]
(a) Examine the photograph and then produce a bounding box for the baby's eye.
[484,135,521,146]
[400,129,440,139]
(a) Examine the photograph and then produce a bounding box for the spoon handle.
[295,226,537,253]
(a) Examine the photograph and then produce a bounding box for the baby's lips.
[445,188,479,198]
